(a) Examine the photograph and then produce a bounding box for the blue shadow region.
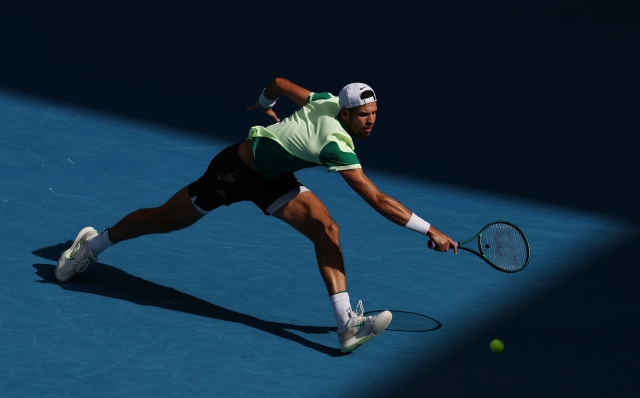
[1,0,639,396]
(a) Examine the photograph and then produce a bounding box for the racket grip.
[428,240,459,250]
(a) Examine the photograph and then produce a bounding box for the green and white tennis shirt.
[248,92,361,179]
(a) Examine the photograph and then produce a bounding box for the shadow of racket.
[364,310,442,332]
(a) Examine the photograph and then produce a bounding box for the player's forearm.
[370,193,413,226]
[263,77,308,107]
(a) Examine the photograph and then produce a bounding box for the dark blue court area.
[1,1,638,397]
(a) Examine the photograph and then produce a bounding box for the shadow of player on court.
[32,242,346,357]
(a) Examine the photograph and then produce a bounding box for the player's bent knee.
[325,220,340,241]
[310,217,340,246]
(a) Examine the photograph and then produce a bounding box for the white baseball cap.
[338,83,377,109]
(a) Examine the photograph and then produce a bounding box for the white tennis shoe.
[56,227,98,282]
[338,301,392,353]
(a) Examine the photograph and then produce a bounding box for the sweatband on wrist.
[405,213,431,235]
[258,89,277,109]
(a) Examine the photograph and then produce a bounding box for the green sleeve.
[307,92,333,103]
[319,141,361,172]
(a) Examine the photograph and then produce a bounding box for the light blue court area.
[1,91,634,397]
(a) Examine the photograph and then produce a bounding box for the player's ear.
[338,107,350,122]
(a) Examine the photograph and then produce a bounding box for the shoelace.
[348,300,365,319]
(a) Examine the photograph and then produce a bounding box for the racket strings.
[481,223,529,271]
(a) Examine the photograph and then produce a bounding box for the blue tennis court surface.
[2,90,634,397]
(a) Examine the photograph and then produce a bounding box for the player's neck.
[336,116,353,136]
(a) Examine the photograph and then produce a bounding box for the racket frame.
[457,220,531,273]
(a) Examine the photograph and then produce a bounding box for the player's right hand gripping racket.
[428,221,531,273]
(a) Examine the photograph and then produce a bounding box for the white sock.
[87,229,114,256]
[330,292,352,331]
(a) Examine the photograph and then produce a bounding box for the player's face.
[347,102,377,138]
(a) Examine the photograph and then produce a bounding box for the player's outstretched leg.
[107,186,205,243]
[56,186,204,282]
[273,190,392,352]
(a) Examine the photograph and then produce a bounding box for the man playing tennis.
[56,78,457,353]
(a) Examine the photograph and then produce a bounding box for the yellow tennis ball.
[490,339,504,353]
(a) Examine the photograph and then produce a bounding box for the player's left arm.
[340,168,457,253]
[262,77,311,107]
[247,77,311,122]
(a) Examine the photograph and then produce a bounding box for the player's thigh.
[157,186,205,228]
[273,191,338,242]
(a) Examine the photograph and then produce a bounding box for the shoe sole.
[55,227,97,282]
[341,310,393,353]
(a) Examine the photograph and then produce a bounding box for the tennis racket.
[428,221,530,273]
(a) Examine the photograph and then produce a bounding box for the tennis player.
[56,78,457,353]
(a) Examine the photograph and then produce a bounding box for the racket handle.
[428,240,459,250]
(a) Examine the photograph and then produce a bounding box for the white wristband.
[258,89,278,109]
[405,213,431,235]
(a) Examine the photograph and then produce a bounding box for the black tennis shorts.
[187,142,306,215]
